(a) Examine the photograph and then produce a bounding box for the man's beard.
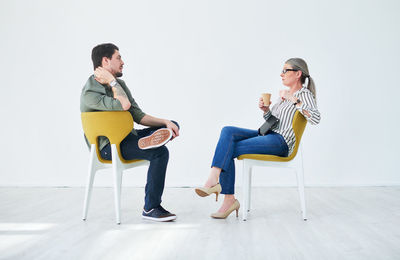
[115,72,123,77]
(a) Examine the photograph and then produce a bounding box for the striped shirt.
[263,86,321,155]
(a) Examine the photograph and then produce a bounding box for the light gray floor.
[0,187,399,260]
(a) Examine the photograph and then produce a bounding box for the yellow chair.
[238,111,308,221]
[81,111,149,224]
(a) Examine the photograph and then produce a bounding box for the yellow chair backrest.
[289,110,307,160]
[81,111,134,164]
[238,111,307,162]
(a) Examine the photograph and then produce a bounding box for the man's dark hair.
[91,43,119,70]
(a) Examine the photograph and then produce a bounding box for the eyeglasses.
[281,69,298,74]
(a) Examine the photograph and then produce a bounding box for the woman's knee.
[220,126,236,137]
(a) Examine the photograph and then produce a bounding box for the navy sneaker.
[142,206,177,222]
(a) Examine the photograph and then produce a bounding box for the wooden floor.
[0,187,399,260]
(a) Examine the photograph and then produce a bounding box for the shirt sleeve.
[117,80,146,124]
[81,84,123,111]
[263,110,272,120]
[296,90,321,125]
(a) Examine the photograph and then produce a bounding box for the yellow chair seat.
[238,153,293,162]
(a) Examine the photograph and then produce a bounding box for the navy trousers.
[101,121,179,211]
[211,126,288,194]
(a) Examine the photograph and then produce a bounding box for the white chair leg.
[111,145,122,225]
[247,166,252,212]
[83,145,98,221]
[242,161,251,221]
[113,168,122,225]
[295,149,307,220]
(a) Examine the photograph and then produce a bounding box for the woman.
[195,58,321,219]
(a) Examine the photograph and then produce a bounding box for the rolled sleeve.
[129,105,146,123]
[83,89,123,111]
[296,91,321,125]
[80,76,124,112]
[117,79,146,123]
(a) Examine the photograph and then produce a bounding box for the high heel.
[195,183,222,201]
[211,199,240,219]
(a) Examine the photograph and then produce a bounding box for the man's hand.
[94,67,131,110]
[139,116,180,139]
[94,67,115,85]
[165,120,179,140]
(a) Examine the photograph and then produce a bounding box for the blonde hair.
[285,58,316,99]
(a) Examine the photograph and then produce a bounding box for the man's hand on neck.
[94,67,115,85]
[93,66,131,110]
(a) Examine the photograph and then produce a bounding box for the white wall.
[1,0,399,187]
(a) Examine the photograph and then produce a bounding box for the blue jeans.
[211,126,288,194]
[100,121,179,211]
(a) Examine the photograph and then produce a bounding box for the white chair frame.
[82,143,149,224]
[241,145,306,221]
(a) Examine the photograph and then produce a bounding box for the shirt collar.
[294,85,307,95]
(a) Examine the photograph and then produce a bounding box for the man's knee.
[152,145,169,160]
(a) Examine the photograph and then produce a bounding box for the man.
[80,43,180,222]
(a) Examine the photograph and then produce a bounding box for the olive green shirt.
[80,75,146,150]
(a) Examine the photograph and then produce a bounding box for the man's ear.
[101,57,110,67]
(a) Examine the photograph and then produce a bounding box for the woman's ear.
[296,70,302,79]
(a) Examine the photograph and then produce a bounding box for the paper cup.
[261,93,271,106]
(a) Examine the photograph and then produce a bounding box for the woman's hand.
[259,97,271,113]
[280,89,298,103]
[279,90,290,100]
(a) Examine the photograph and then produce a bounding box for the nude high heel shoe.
[195,183,222,201]
[211,199,240,219]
